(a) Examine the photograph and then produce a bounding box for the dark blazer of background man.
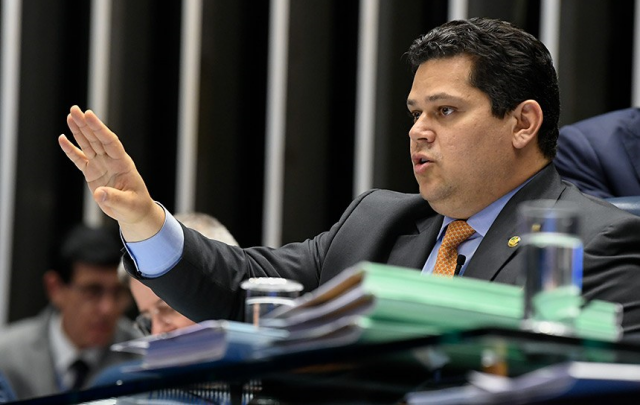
[555,107,640,198]
[0,225,140,400]
[59,18,640,341]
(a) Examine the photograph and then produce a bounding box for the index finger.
[67,112,96,159]
[68,106,106,156]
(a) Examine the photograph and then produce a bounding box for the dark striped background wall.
[0,0,636,324]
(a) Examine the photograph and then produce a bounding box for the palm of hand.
[84,150,127,191]
[83,149,150,222]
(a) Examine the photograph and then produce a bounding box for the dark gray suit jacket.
[136,165,640,338]
[0,307,140,400]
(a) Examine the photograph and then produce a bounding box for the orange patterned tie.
[433,220,475,277]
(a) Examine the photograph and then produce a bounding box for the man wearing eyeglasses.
[87,213,238,391]
[0,224,140,400]
[125,212,239,336]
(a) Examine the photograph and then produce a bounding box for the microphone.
[454,254,467,276]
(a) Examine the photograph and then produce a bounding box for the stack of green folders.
[260,261,621,350]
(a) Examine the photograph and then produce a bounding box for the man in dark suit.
[59,18,640,339]
[555,108,640,198]
[0,225,140,400]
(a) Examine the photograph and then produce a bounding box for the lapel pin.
[508,236,521,248]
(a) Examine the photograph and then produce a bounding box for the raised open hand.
[58,105,165,241]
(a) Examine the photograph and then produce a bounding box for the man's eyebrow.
[428,93,464,102]
[407,93,464,107]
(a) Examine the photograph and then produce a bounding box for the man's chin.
[421,192,451,216]
[419,188,440,204]
[84,329,116,348]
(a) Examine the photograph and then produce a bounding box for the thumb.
[93,187,109,204]
[93,186,153,225]
[92,186,129,221]
[94,186,131,205]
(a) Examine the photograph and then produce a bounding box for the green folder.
[262,261,621,348]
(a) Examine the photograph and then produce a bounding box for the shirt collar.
[438,175,535,240]
[48,311,102,377]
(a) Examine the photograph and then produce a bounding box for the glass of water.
[241,277,303,326]
[518,200,584,336]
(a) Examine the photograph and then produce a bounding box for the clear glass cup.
[241,277,303,326]
[518,200,584,336]
[239,278,300,405]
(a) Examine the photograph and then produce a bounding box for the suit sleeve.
[128,190,377,323]
[555,125,613,198]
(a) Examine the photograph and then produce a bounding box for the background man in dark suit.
[555,107,640,199]
[0,225,140,400]
[59,18,640,340]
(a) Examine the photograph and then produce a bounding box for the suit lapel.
[464,165,567,281]
[387,215,443,269]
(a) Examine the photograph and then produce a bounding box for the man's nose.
[409,116,435,142]
[96,289,128,314]
[96,293,118,313]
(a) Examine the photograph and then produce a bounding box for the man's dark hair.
[406,17,560,159]
[54,224,122,284]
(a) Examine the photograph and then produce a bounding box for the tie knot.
[441,220,475,249]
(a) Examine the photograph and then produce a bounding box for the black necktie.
[70,359,90,390]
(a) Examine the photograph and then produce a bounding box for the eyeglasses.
[134,300,181,336]
[69,283,130,306]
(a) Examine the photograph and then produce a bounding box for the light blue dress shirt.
[421,181,529,276]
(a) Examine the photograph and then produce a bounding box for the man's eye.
[408,111,421,122]
[439,107,454,116]
[83,286,103,298]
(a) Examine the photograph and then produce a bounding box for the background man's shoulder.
[0,314,44,349]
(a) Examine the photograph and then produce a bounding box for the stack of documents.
[111,262,622,369]
[405,361,640,404]
[111,320,286,370]
[261,261,622,350]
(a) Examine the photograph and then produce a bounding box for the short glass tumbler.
[241,277,303,326]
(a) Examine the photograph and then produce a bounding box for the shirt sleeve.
[122,204,184,278]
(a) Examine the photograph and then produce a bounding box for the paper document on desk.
[260,261,622,350]
[111,320,286,370]
[111,321,226,369]
[405,361,640,404]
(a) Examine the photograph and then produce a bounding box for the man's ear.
[511,100,543,150]
[43,270,66,309]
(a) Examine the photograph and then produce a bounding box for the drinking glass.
[241,277,303,326]
[239,278,301,405]
[518,200,584,336]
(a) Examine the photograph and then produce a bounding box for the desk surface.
[9,328,640,405]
